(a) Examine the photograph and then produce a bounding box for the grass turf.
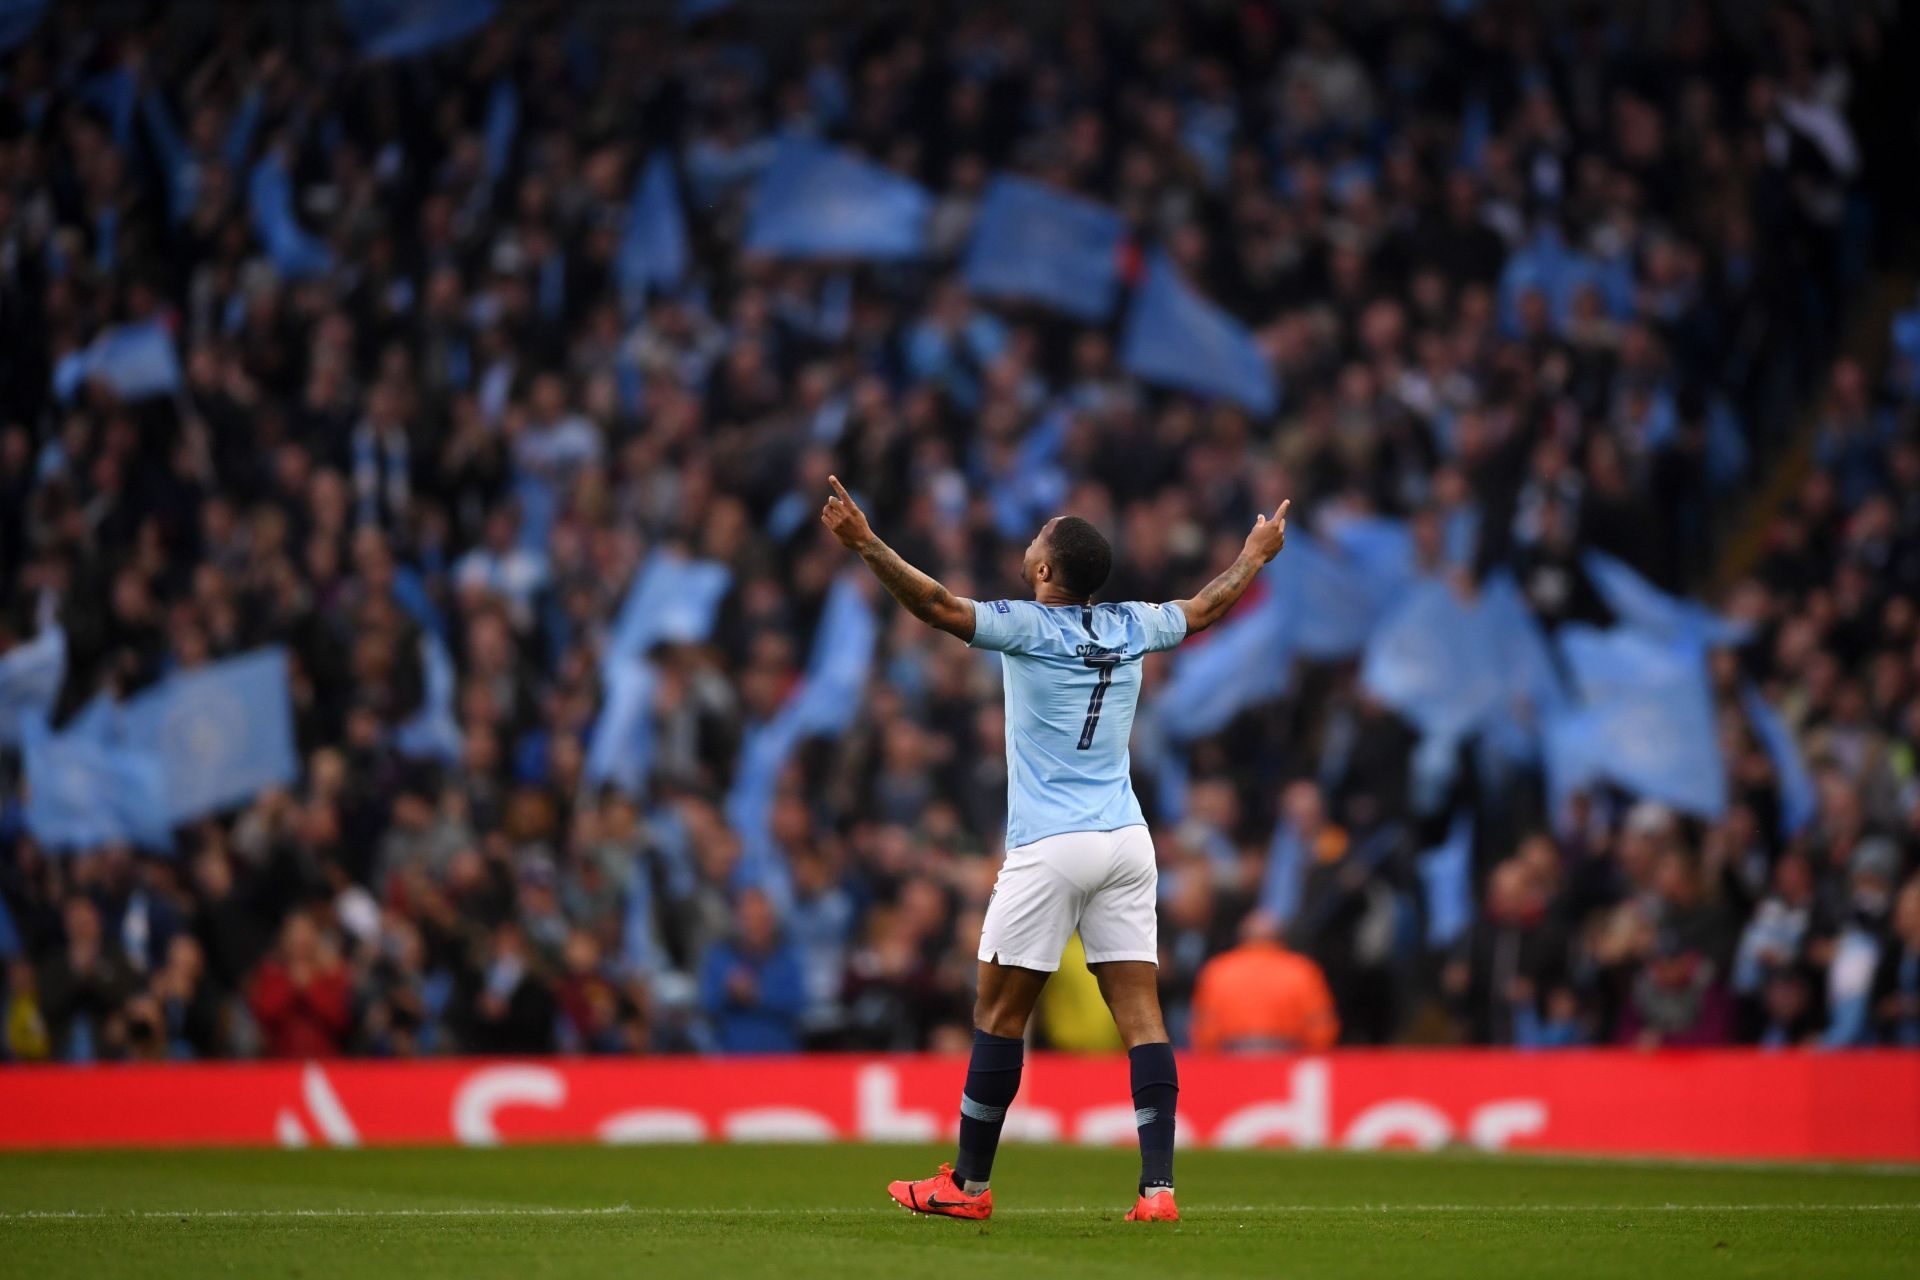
[1,1143,1916,1279]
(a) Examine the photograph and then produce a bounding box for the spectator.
[248,912,352,1059]
[461,921,557,1056]
[1870,874,1920,1046]
[1190,914,1339,1052]
[1617,934,1734,1049]
[37,898,138,1062]
[699,890,806,1054]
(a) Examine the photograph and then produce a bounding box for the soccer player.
[820,475,1290,1223]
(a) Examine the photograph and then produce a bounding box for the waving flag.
[21,702,171,853]
[1121,253,1278,417]
[340,0,497,60]
[1583,550,1750,649]
[53,322,183,403]
[1155,578,1291,742]
[120,650,299,826]
[0,627,65,747]
[249,154,333,280]
[585,660,660,798]
[962,176,1124,321]
[1321,515,1416,597]
[140,88,197,222]
[727,575,878,897]
[1256,819,1308,926]
[745,140,930,260]
[1270,532,1388,659]
[1361,580,1506,741]
[619,154,690,306]
[605,552,732,673]
[1418,811,1475,948]
[482,77,518,187]
[1478,572,1565,764]
[1557,624,1701,704]
[1741,683,1818,838]
[394,634,462,764]
[1545,630,1726,821]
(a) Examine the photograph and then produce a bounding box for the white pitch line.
[3,1203,1918,1223]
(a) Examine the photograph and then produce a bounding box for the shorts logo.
[992,600,1010,614]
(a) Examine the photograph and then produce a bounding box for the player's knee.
[972,992,1030,1040]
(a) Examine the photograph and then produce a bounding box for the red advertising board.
[2,1052,1917,1160]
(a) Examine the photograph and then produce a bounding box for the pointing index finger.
[828,474,852,503]
[1276,499,1291,523]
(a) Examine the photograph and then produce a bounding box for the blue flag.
[1418,811,1475,948]
[1321,515,1416,596]
[120,650,300,826]
[605,552,732,674]
[393,634,462,764]
[745,139,930,260]
[1557,624,1701,704]
[21,702,171,853]
[0,0,45,52]
[1498,225,1610,335]
[619,154,690,307]
[1156,578,1291,742]
[0,626,65,747]
[726,575,878,895]
[585,659,659,798]
[962,176,1124,321]
[1121,252,1278,416]
[1545,629,1726,820]
[1269,532,1388,660]
[1478,572,1566,764]
[1583,550,1751,649]
[1256,819,1307,926]
[140,88,198,222]
[1741,683,1818,839]
[249,154,334,280]
[339,0,497,60]
[782,575,880,736]
[482,77,518,187]
[53,322,183,403]
[1361,580,1506,741]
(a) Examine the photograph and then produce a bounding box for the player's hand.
[1243,499,1289,564]
[820,474,874,551]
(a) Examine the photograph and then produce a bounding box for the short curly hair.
[1045,516,1113,600]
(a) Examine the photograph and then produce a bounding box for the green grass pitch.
[2,1143,1916,1278]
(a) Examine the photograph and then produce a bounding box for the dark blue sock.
[953,1029,1024,1186]
[1129,1042,1178,1192]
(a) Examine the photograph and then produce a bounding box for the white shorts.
[978,825,1159,972]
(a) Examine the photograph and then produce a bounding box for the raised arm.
[1174,499,1290,635]
[821,475,975,640]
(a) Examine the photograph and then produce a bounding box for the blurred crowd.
[3,0,1919,1065]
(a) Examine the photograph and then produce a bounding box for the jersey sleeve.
[969,599,1039,654]
[1121,601,1190,653]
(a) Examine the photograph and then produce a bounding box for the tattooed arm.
[820,475,975,640]
[1175,499,1290,635]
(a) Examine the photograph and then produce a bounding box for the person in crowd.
[1190,914,1339,1053]
[698,889,807,1054]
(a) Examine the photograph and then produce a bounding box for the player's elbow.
[932,599,975,640]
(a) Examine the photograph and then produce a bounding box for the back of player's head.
[1045,516,1112,599]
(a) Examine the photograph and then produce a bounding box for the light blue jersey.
[969,598,1188,849]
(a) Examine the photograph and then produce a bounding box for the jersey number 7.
[1077,653,1120,750]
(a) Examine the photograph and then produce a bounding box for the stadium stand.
[1,0,1918,1064]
